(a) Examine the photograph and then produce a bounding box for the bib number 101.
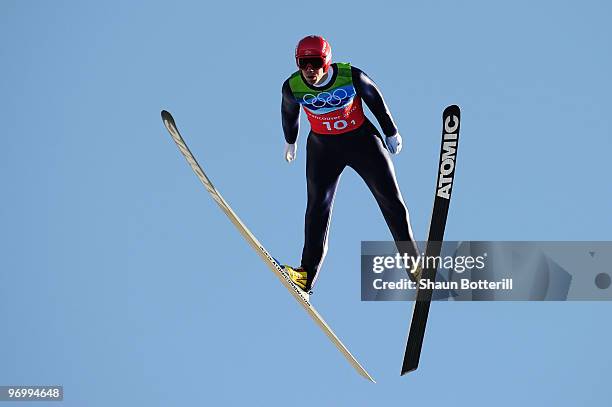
[322,119,356,131]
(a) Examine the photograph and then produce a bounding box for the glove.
[385,134,403,154]
[284,142,297,163]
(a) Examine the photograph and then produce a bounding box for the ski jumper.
[281,63,419,289]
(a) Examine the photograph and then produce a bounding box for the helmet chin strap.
[312,65,334,88]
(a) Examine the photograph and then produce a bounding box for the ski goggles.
[297,57,325,70]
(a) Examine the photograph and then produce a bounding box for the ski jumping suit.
[281,63,419,288]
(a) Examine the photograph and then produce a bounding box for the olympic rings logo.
[303,88,350,108]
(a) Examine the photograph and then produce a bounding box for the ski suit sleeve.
[352,66,399,137]
[281,79,300,144]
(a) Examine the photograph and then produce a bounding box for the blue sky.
[1,0,611,405]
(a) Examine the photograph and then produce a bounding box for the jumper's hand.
[386,134,403,154]
[284,142,297,163]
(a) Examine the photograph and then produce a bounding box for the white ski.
[161,110,375,383]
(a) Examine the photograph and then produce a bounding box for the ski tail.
[401,105,460,375]
[161,110,375,383]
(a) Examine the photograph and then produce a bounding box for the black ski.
[401,105,461,375]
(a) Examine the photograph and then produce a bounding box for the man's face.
[298,57,326,85]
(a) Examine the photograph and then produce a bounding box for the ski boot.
[283,265,314,295]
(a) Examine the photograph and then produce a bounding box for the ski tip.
[161,109,173,122]
[161,110,179,133]
[400,363,418,376]
[400,368,414,376]
[355,366,376,383]
[443,104,460,117]
[162,110,176,127]
[359,370,376,383]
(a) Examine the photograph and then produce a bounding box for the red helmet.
[295,35,332,72]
